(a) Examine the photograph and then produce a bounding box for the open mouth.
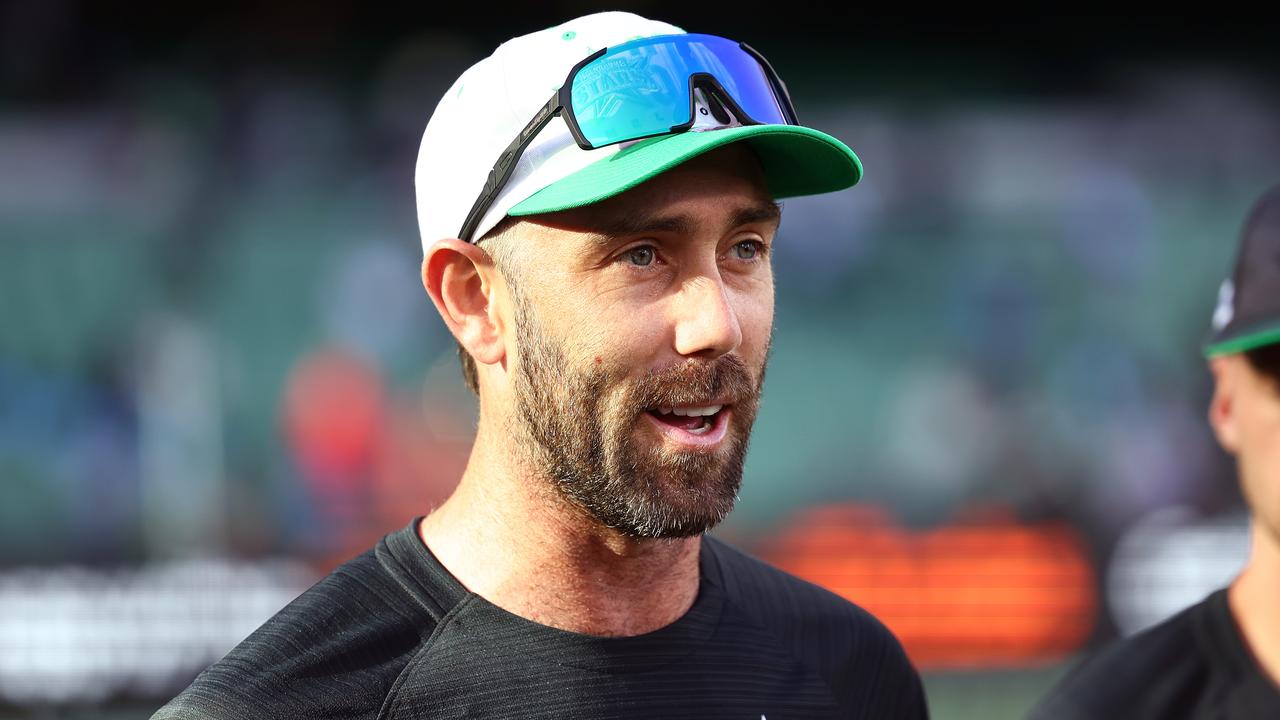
[643,404,731,447]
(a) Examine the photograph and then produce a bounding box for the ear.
[1208,355,1242,454]
[421,238,506,368]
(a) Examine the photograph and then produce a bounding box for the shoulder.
[703,536,927,716]
[704,535,905,653]
[154,533,446,720]
[1030,593,1219,720]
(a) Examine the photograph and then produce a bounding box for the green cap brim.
[1204,323,1280,357]
[508,124,862,216]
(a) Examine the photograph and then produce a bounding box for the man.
[1030,185,1280,718]
[156,11,927,719]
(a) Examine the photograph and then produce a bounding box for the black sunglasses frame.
[458,37,799,242]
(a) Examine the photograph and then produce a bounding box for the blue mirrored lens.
[569,34,788,148]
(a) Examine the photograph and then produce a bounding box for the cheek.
[566,300,666,368]
[733,283,775,355]
[1244,393,1280,452]
[1239,396,1280,517]
[1259,410,1280,491]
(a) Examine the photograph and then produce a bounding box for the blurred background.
[2,3,1278,718]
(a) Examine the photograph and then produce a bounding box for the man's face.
[1211,352,1280,545]
[494,145,778,538]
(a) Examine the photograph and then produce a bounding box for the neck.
[1229,519,1280,686]
[418,410,702,637]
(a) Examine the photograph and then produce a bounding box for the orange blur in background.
[760,503,1097,670]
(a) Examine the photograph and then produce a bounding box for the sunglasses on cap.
[459,32,800,242]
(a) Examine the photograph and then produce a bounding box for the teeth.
[670,405,722,417]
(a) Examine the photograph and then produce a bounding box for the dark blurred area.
[3,3,1279,718]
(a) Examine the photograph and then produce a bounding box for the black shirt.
[154,519,928,719]
[1030,588,1280,719]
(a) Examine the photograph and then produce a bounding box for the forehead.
[520,144,776,247]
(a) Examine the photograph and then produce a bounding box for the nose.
[672,274,742,359]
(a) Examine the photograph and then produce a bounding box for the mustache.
[625,354,758,411]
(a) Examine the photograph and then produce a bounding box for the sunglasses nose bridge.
[688,74,746,127]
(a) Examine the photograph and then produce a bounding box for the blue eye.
[733,241,761,260]
[624,246,655,266]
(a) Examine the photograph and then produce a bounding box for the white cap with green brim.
[414,11,862,250]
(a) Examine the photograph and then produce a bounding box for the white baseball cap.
[414,11,862,250]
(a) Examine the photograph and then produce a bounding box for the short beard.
[510,301,765,539]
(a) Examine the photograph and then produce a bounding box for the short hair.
[1244,342,1280,390]
[456,215,522,395]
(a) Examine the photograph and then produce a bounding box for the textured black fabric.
[155,518,928,719]
[1030,588,1280,720]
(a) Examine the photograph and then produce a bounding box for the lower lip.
[643,408,732,449]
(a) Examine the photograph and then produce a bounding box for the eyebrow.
[588,200,783,245]
[730,201,784,229]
